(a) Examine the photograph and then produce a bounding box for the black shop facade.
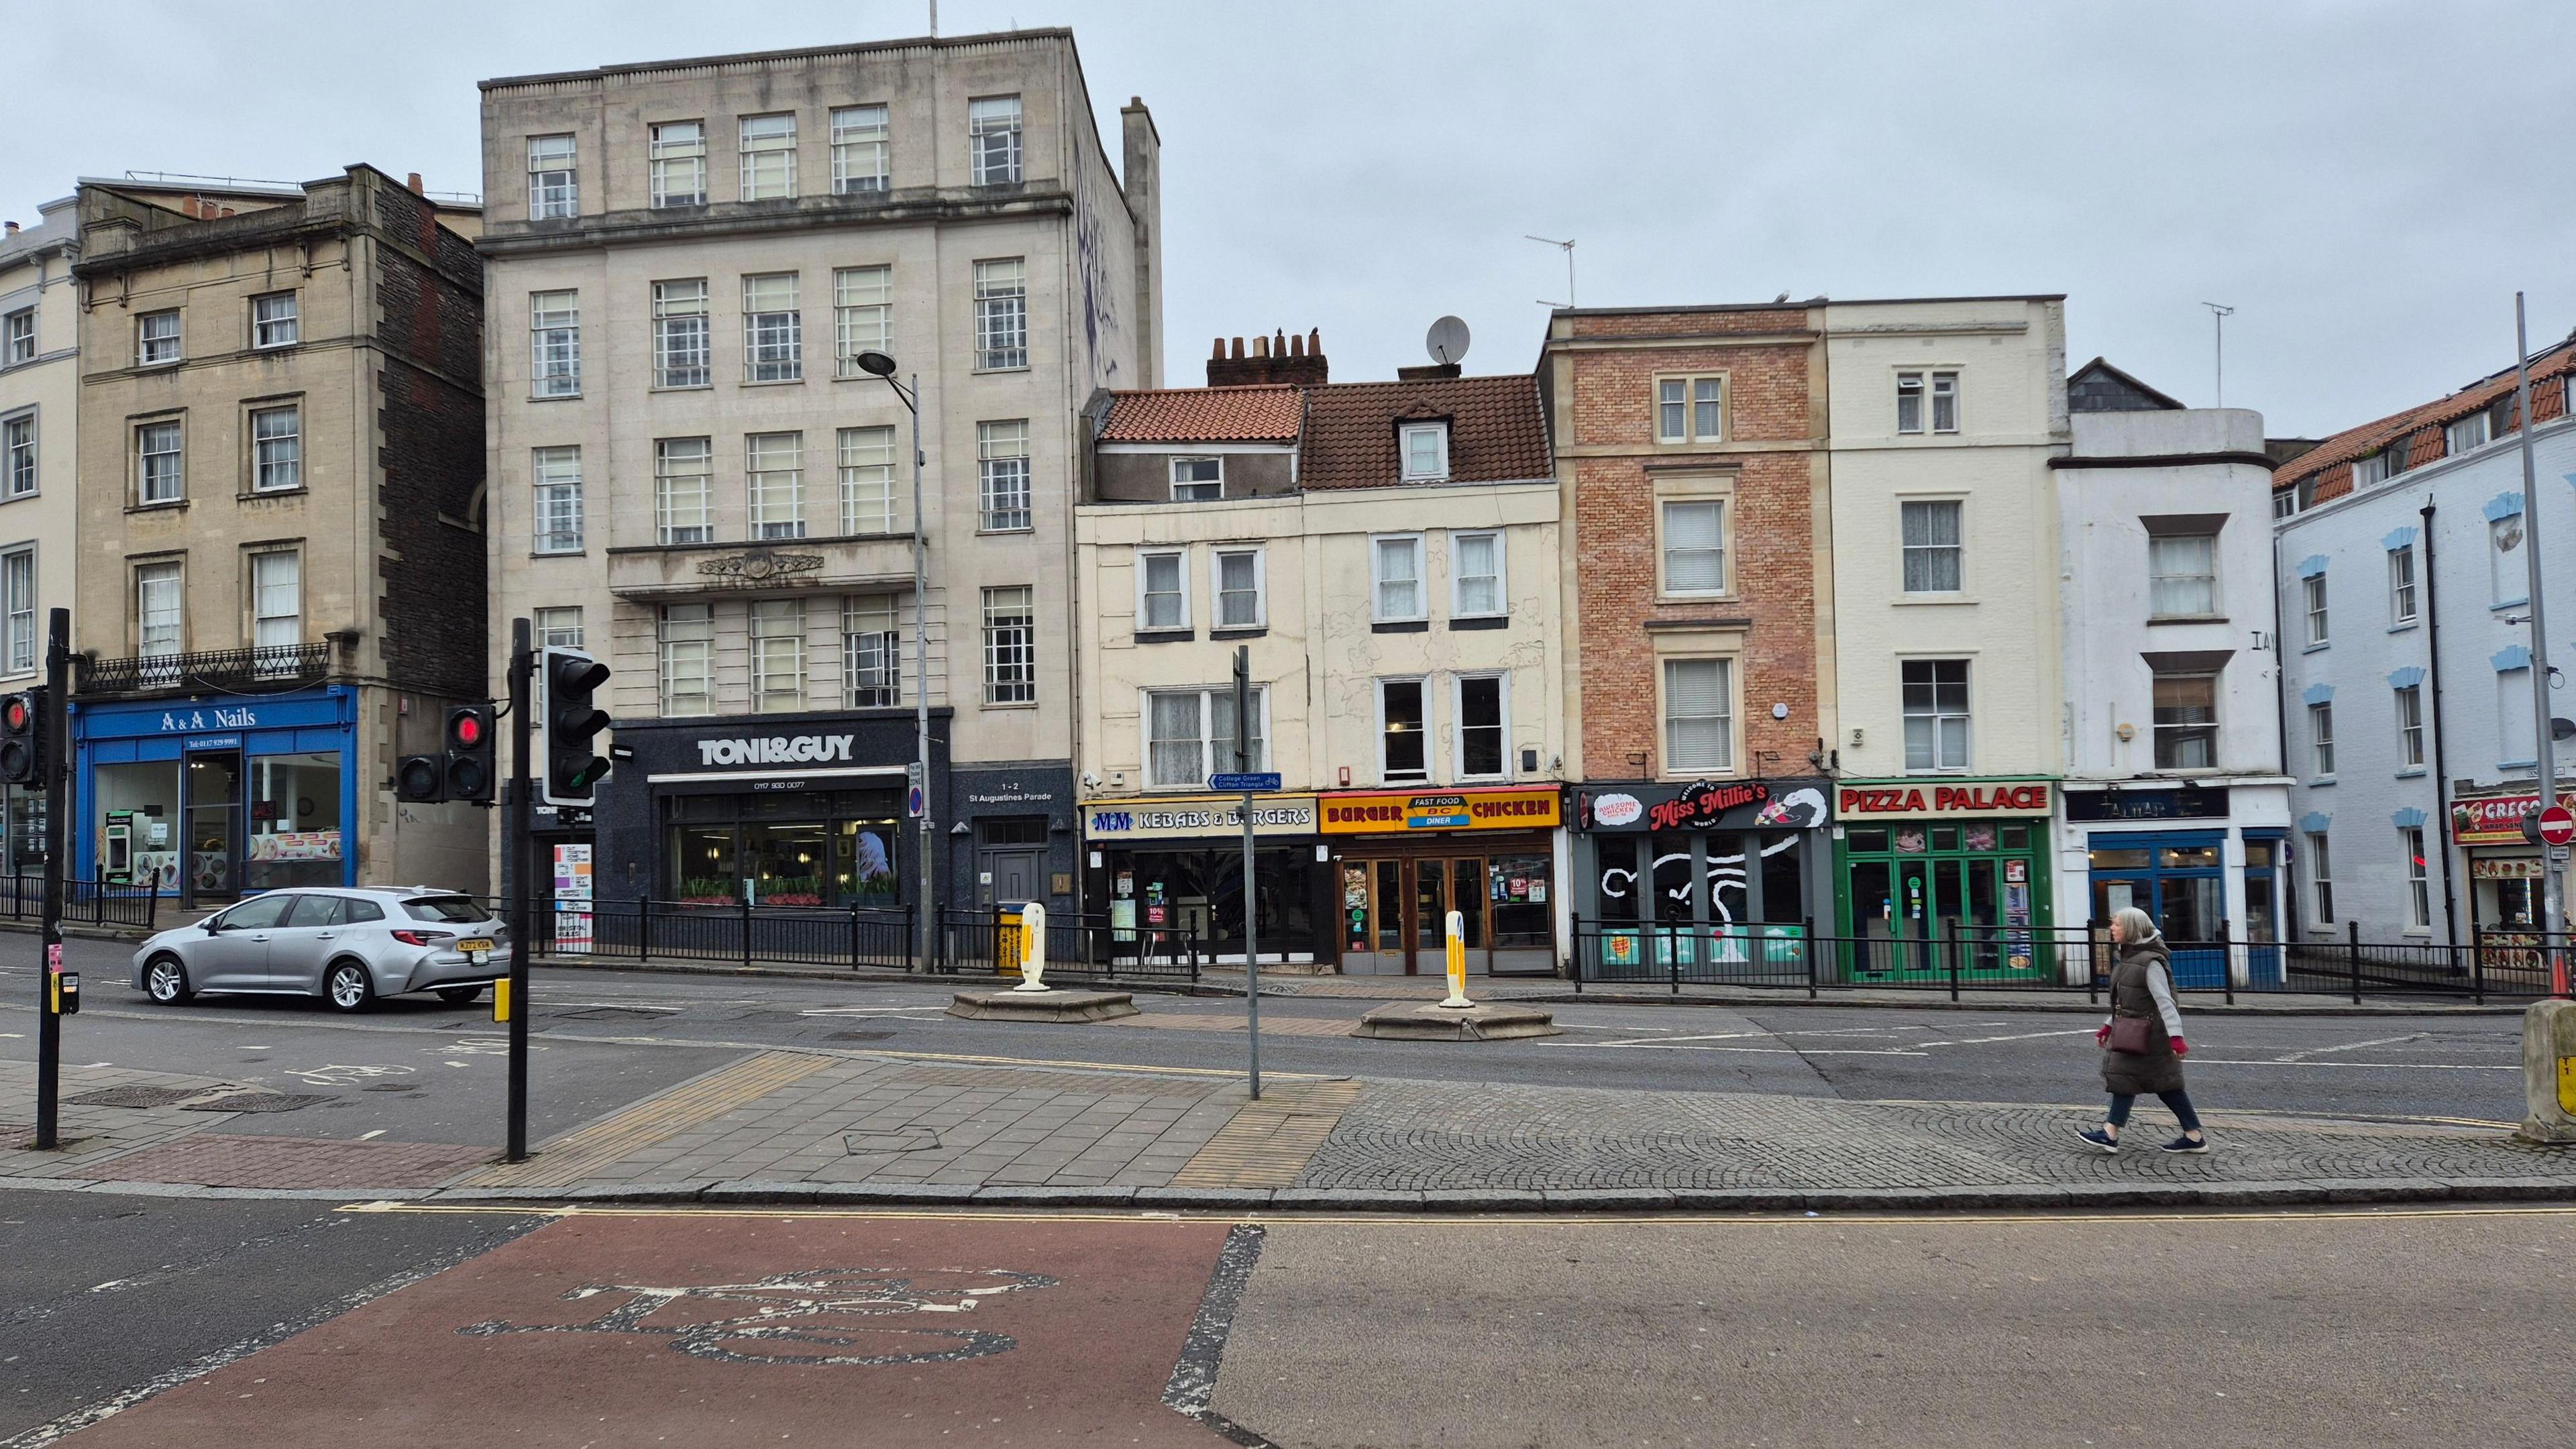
[1572,777,1837,938]
[583,708,1079,920]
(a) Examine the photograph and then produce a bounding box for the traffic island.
[1352,1000,1561,1041]
[947,988,1140,1022]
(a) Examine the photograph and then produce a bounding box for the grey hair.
[2112,906,2161,945]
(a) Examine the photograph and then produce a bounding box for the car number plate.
[460,938,494,965]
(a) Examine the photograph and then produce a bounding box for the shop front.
[1083,794,1328,966]
[2061,782,2289,987]
[2452,789,2550,932]
[1832,777,2057,981]
[1572,778,1833,973]
[72,688,359,906]
[1322,785,1563,976]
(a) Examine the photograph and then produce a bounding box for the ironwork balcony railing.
[80,644,333,697]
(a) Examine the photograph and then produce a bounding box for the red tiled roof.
[1099,385,1303,444]
[2276,338,2576,504]
[1298,374,1552,490]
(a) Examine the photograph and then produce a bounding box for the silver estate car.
[133,887,509,1012]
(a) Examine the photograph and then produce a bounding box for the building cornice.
[2050,451,2278,470]
[476,188,1075,257]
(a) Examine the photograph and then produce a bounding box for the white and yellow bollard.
[1438,908,1474,1010]
[1010,899,1051,993]
[2519,998,2576,1143]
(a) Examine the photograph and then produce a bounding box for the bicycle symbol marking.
[282,1063,418,1087]
[458,1267,1061,1366]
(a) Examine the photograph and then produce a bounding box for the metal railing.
[1567,914,2575,1004]
[0,874,162,930]
[78,643,332,697]
[527,896,1209,985]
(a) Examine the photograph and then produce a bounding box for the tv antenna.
[2202,301,2235,407]
[1426,315,1472,367]
[1527,235,1575,308]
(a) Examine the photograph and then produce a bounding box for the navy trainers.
[2159,1134,2210,1155]
[2074,1126,2119,1155]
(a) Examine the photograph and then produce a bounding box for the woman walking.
[2076,906,2208,1155]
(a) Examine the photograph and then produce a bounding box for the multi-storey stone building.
[477,30,1160,918]
[67,170,487,908]
[0,196,83,874]
[1074,336,1565,973]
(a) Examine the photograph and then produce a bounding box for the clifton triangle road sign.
[1210,772,1283,793]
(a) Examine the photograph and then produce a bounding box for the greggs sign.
[1837,780,2055,820]
[1320,788,1562,834]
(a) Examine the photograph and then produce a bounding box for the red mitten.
[2094,1024,2111,1046]
[2170,1036,2189,1058]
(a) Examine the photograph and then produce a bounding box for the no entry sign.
[2538,805,2576,847]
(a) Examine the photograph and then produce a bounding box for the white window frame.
[654,436,713,545]
[1661,656,1737,776]
[535,606,585,650]
[2150,669,2219,771]
[741,272,802,383]
[738,113,798,201]
[2395,685,2424,769]
[135,561,183,664]
[1899,498,1964,594]
[832,266,891,377]
[1450,531,1506,619]
[532,445,584,554]
[837,425,897,535]
[658,603,714,717]
[746,431,805,540]
[1900,658,1972,773]
[830,105,891,195]
[2445,412,2489,455]
[1658,497,1728,598]
[2147,533,2219,619]
[648,120,708,207]
[136,419,183,504]
[1171,456,1222,500]
[1655,375,1725,443]
[973,258,1028,371]
[137,310,180,367]
[2304,572,2329,646]
[651,278,710,388]
[250,291,298,350]
[1212,547,1266,630]
[1136,548,1190,633]
[982,584,1036,705]
[1375,676,1430,784]
[2402,827,2431,930]
[969,95,1022,185]
[1896,370,1960,434]
[2388,546,2417,626]
[527,133,578,219]
[1454,672,1511,781]
[1143,686,1270,790]
[250,404,301,493]
[1400,423,1450,482]
[2272,489,2297,521]
[2307,831,2334,922]
[976,420,1031,532]
[843,595,902,708]
[748,598,807,713]
[2,410,35,499]
[529,290,580,398]
[1,308,31,366]
[249,548,301,668]
[0,546,34,676]
[2309,702,2334,777]
[1371,533,1426,623]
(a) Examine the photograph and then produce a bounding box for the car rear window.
[404,896,488,923]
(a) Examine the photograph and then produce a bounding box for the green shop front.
[1831,777,2057,982]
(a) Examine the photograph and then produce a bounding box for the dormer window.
[1401,422,1449,481]
[1171,457,1222,500]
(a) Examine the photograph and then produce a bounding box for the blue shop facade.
[72,686,360,905]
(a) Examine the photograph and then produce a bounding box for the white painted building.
[2053,359,2291,981]
[0,197,80,874]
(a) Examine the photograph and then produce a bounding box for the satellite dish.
[1426,316,1471,366]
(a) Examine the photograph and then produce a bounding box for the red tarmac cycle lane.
[62,1212,1240,1448]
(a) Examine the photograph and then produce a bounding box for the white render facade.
[477,29,1160,916]
[0,197,79,873]
[2054,390,2292,974]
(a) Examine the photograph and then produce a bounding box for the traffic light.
[0,690,43,787]
[395,753,445,802]
[444,704,496,804]
[540,647,612,806]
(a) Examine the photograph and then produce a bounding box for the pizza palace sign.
[1836,780,2055,820]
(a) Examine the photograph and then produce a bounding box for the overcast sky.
[14,1,2571,437]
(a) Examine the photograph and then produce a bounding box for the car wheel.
[435,984,484,1005]
[145,955,194,1005]
[325,960,375,1013]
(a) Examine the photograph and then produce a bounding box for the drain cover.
[184,1091,333,1114]
[64,1086,203,1109]
[845,1125,941,1154]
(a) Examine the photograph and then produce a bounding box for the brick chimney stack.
[1205,327,1328,386]
[407,172,425,194]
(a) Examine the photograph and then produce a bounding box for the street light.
[855,350,936,972]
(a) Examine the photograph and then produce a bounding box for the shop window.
[1489,853,1552,948]
[2151,671,2217,769]
[672,824,738,903]
[1900,659,1971,771]
[1378,678,1426,782]
[1456,675,1507,779]
[1651,833,1695,924]
[244,751,341,891]
[1760,834,1805,924]
[95,761,178,892]
[1146,686,1267,788]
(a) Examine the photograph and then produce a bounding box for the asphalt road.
[0,934,2535,1141]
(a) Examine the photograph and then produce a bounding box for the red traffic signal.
[449,710,486,750]
[443,703,497,804]
[3,696,31,735]
[0,689,43,788]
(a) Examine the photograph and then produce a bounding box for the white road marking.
[358,1129,387,1140]
[2189,1058,2516,1071]
[2276,1034,2423,1061]
[794,1006,951,1018]
[1911,1028,2098,1047]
